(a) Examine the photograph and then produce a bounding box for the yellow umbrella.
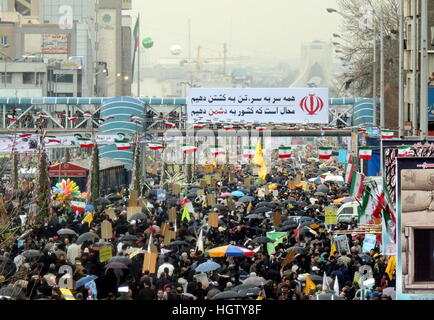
[333,198,344,205]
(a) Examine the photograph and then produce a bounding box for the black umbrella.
[238,287,261,298]
[57,228,77,236]
[128,213,147,221]
[189,187,201,194]
[76,232,100,244]
[316,185,329,193]
[21,250,43,259]
[95,197,111,205]
[107,256,132,265]
[211,291,242,300]
[255,202,276,208]
[107,194,123,202]
[167,240,189,247]
[213,204,226,210]
[105,262,129,270]
[251,237,275,244]
[120,234,139,241]
[276,225,294,232]
[254,207,272,214]
[0,285,26,299]
[232,283,259,291]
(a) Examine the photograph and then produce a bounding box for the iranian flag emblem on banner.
[349,171,365,199]
[210,146,225,156]
[243,146,255,159]
[397,145,412,157]
[381,130,394,139]
[181,145,198,154]
[193,124,206,129]
[148,143,165,150]
[359,147,372,160]
[278,146,292,159]
[46,136,61,144]
[318,147,333,160]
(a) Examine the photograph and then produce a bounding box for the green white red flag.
[381,130,394,139]
[349,171,365,199]
[344,163,355,185]
[359,147,372,160]
[210,146,225,156]
[397,145,412,157]
[278,146,292,159]
[318,147,332,160]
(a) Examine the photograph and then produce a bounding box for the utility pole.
[373,25,377,126]
[420,0,428,139]
[398,0,405,137]
[380,2,385,129]
[411,0,418,136]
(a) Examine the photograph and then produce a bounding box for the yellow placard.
[99,246,113,263]
[60,288,75,300]
[325,206,337,225]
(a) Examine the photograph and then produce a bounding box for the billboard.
[41,34,70,54]
[186,88,329,124]
[396,157,434,299]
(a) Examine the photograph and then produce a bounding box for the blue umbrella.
[231,190,245,197]
[86,204,95,212]
[75,275,98,288]
[195,261,221,273]
[299,216,313,223]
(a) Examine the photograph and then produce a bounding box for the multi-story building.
[402,0,434,135]
[3,0,40,17]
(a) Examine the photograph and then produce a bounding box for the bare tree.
[335,0,399,129]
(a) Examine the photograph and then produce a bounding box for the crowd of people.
[0,156,396,300]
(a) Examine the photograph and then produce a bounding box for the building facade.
[402,0,434,135]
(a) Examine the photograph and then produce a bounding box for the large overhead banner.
[187,88,329,124]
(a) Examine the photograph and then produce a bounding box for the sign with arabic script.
[187,88,329,124]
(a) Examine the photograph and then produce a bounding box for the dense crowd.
[0,159,396,300]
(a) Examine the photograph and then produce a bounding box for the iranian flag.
[19,134,32,138]
[243,146,255,158]
[397,145,412,157]
[193,124,206,129]
[116,143,131,150]
[68,116,79,121]
[83,111,92,118]
[165,122,176,128]
[288,126,298,131]
[358,127,366,133]
[256,127,267,131]
[210,146,225,156]
[358,184,383,224]
[381,130,394,139]
[46,136,61,144]
[349,171,365,199]
[344,163,355,185]
[70,200,86,213]
[148,143,165,150]
[318,147,333,160]
[278,146,292,159]
[77,137,95,148]
[359,147,372,160]
[244,124,253,129]
[181,145,198,154]
[7,115,17,121]
[224,125,234,130]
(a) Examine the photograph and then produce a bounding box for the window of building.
[413,229,434,281]
[56,74,73,83]
[0,35,7,46]
[0,73,12,84]
[22,72,35,84]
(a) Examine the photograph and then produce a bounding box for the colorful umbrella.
[220,192,232,198]
[208,245,255,258]
[231,190,245,197]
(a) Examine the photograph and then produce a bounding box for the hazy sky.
[133,0,343,64]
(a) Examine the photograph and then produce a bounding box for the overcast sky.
[132,0,343,64]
